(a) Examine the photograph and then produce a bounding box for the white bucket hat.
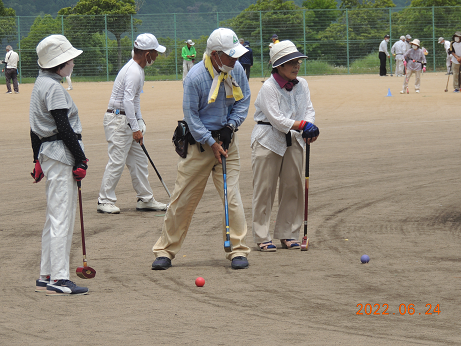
[206,28,248,58]
[134,33,166,53]
[410,39,420,47]
[185,39,195,45]
[270,40,307,67]
[400,36,405,40]
[438,37,444,43]
[36,35,82,68]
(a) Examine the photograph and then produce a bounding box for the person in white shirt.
[448,31,461,92]
[251,41,319,251]
[379,34,390,76]
[391,36,407,77]
[2,45,19,93]
[438,37,452,75]
[97,33,168,214]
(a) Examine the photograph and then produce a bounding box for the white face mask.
[145,52,155,66]
[216,54,233,73]
[385,39,389,42]
[412,45,418,50]
[58,60,74,77]
[455,37,460,43]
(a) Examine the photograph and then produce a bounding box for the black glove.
[301,122,320,139]
[219,126,233,150]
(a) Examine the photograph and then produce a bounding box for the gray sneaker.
[97,202,120,214]
[136,198,167,211]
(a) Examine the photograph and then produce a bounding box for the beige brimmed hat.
[438,37,444,43]
[134,33,166,53]
[37,35,82,68]
[410,39,420,47]
[270,40,307,67]
[206,28,248,58]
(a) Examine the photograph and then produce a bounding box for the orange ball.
[195,277,205,287]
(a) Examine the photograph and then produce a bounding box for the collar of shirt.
[39,69,65,82]
[273,72,299,91]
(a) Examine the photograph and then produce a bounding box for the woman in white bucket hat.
[401,38,426,94]
[29,34,89,295]
[251,40,319,252]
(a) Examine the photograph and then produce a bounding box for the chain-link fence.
[1,6,460,83]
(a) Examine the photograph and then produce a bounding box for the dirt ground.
[1,72,460,345]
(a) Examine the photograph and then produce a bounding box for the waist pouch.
[172,120,196,158]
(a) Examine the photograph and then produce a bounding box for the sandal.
[280,239,301,250]
[258,241,277,252]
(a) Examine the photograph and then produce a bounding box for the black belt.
[257,121,293,147]
[41,133,82,143]
[107,109,126,115]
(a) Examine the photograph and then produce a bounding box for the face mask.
[216,54,233,73]
[58,60,74,77]
[385,39,389,42]
[412,45,418,50]
[455,37,460,43]
[145,52,154,66]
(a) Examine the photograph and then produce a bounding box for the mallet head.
[300,236,309,251]
[76,266,96,279]
[224,240,233,253]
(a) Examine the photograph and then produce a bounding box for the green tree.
[58,0,138,70]
[0,0,16,44]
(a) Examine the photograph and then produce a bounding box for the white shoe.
[67,87,73,90]
[97,203,120,214]
[400,90,405,94]
[416,90,420,93]
[136,198,168,211]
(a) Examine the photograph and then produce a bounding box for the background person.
[401,39,426,94]
[152,28,251,271]
[405,34,412,52]
[30,34,89,295]
[238,40,253,80]
[438,37,452,75]
[379,34,390,76]
[391,36,406,77]
[66,73,73,90]
[448,31,461,92]
[2,45,19,94]
[97,33,168,214]
[182,39,196,80]
[251,41,319,252]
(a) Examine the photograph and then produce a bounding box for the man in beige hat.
[401,39,426,94]
[98,33,168,214]
[29,34,89,295]
[152,28,251,270]
[448,32,461,92]
[182,39,196,79]
[251,40,319,252]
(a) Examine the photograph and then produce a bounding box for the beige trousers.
[452,63,460,90]
[402,69,421,92]
[153,133,250,260]
[251,139,304,244]
[182,60,194,80]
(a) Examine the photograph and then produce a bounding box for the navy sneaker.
[152,257,172,270]
[454,89,459,93]
[46,279,89,296]
[35,276,50,292]
[231,256,249,270]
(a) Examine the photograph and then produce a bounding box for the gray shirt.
[29,70,83,166]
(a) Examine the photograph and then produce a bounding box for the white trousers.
[446,55,452,73]
[395,56,404,76]
[402,69,421,92]
[251,139,304,243]
[182,60,194,80]
[98,111,153,204]
[40,156,77,281]
[66,72,72,88]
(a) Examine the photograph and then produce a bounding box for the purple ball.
[361,254,370,263]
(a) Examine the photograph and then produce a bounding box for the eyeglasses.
[285,59,303,67]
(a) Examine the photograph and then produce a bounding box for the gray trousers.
[5,68,18,92]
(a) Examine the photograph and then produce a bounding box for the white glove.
[137,119,146,135]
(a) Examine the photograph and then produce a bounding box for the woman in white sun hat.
[401,38,426,94]
[251,40,319,252]
[29,34,89,295]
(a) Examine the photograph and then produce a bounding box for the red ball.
[195,277,205,287]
